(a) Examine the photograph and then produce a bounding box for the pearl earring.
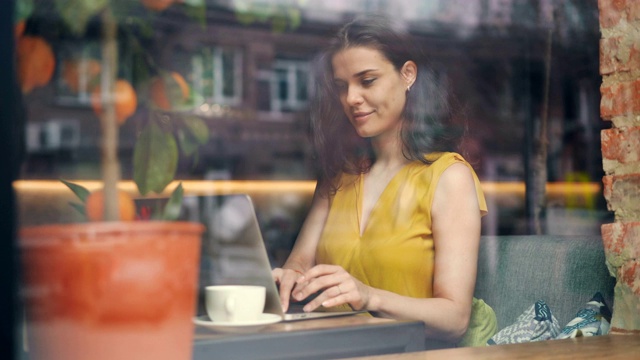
[406,85,411,93]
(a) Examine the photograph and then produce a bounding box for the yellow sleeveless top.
[316,152,487,300]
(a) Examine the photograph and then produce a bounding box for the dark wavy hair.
[310,15,461,195]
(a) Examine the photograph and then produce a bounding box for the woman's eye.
[362,78,376,86]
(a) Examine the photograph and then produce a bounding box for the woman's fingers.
[291,265,369,312]
[305,284,348,311]
[295,264,335,284]
[292,265,343,301]
[272,268,302,313]
[302,278,363,312]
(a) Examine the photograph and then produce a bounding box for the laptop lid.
[166,194,360,321]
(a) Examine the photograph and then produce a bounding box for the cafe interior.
[2,0,639,359]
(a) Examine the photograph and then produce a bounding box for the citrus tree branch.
[100,7,120,221]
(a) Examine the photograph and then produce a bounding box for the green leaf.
[182,0,206,5]
[60,178,91,202]
[236,11,255,26]
[177,128,200,156]
[182,116,209,145]
[162,182,184,221]
[68,201,86,216]
[161,71,187,109]
[54,0,108,36]
[272,14,288,33]
[187,88,205,107]
[183,0,207,28]
[15,0,34,22]
[288,8,301,30]
[132,52,152,94]
[177,116,208,156]
[133,122,179,195]
[253,3,272,22]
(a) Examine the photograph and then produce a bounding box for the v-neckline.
[356,161,414,237]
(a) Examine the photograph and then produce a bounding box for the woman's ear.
[401,61,417,89]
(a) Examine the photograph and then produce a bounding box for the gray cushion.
[474,235,616,330]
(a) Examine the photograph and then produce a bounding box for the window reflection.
[17,0,608,236]
[272,59,310,112]
[191,46,243,107]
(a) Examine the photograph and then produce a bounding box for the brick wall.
[599,0,640,334]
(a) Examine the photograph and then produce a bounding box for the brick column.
[599,0,640,334]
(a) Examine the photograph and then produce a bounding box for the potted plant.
[16,1,210,359]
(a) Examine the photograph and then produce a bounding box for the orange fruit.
[62,58,101,93]
[17,35,56,94]
[141,0,174,11]
[85,189,136,222]
[91,79,138,125]
[149,71,190,110]
[15,20,26,38]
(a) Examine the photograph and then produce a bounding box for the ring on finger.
[336,284,342,294]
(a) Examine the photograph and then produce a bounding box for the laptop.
[168,193,363,321]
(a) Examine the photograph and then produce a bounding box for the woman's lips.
[352,111,373,122]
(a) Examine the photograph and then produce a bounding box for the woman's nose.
[346,86,363,106]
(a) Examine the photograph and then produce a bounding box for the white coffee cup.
[205,285,266,323]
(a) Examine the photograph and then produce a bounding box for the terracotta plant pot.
[19,221,204,360]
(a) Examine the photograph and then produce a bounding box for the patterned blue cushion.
[487,300,561,345]
[556,292,612,339]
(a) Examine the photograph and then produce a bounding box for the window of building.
[270,59,310,112]
[191,46,243,106]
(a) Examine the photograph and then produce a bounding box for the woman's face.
[331,46,416,141]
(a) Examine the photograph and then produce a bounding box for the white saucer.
[193,313,282,333]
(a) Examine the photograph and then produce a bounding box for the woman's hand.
[272,267,304,312]
[292,264,372,312]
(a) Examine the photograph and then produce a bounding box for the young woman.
[272,15,496,346]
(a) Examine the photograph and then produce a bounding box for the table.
[192,314,426,360]
[347,333,640,360]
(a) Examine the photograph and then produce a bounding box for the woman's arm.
[272,185,330,312]
[293,163,482,343]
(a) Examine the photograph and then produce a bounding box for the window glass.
[192,46,242,105]
[271,60,310,112]
[220,48,238,99]
[15,0,608,238]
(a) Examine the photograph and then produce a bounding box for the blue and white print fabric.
[487,300,561,345]
[556,292,611,339]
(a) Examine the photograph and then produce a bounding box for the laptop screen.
[137,194,284,317]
